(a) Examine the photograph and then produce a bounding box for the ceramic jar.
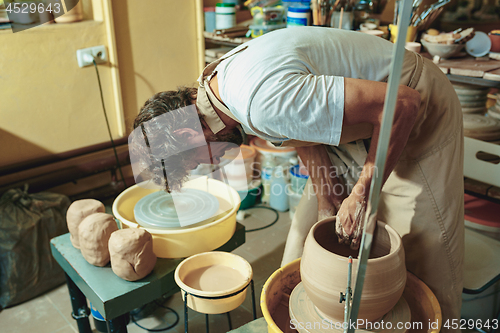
[300,217,406,325]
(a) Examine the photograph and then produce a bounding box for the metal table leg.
[184,294,189,333]
[250,280,257,320]
[106,314,129,333]
[226,312,232,330]
[182,280,257,333]
[65,273,92,333]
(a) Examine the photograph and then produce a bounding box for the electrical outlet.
[76,46,108,68]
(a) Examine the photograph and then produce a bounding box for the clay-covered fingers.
[335,214,349,244]
[335,208,352,244]
[335,194,367,248]
[350,199,366,249]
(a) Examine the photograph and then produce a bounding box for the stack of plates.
[453,83,490,114]
[487,94,500,120]
[463,114,500,141]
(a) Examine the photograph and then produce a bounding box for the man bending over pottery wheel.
[132,28,463,332]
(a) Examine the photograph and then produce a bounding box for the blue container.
[90,303,107,333]
[237,181,262,210]
[269,166,289,212]
[286,6,310,27]
[290,164,309,194]
[204,7,216,32]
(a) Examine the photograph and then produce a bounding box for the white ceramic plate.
[134,189,219,229]
[460,100,488,108]
[457,95,488,102]
[488,107,500,120]
[288,282,411,333]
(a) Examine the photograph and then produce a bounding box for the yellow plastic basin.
[112,177,240,258]
[261,258,302,333]
[175,251,253,314]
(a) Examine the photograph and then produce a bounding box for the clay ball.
[67,199,105,248]
[78,213,118,267]
[108,229,157,281]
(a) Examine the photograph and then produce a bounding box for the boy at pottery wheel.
[131,28,463,332]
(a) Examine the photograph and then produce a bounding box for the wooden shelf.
[204,31,251,47]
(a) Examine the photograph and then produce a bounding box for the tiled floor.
[0,204,293,333]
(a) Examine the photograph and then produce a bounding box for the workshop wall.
[0,0,200,169]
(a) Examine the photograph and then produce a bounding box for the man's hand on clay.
[335,192,366,250]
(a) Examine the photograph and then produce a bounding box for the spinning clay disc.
[289,282,411,333]
[134,189,219,228]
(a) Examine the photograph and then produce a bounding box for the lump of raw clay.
[67,199,105,248]
[108,229,157,281]
[78,213,118,267]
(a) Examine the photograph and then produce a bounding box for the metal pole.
[347,0,414,331]
[184,294,189,333]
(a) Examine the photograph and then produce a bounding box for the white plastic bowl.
[421,39,465,59]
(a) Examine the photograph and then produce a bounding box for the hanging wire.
[91,58,126,188]
[129,300,180,332]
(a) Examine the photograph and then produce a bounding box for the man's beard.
[207,126,244,146]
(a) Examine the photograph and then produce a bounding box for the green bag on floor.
[0,187,70,309]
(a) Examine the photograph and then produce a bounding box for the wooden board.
[483,68,500,81]
[437,57,500,77]
[488,186,500,201]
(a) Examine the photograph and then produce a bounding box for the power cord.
[129,300,180,332]
[91,57,126,188]
[242,205,280,232]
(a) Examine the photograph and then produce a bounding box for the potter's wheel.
[289,282,411,333]
[134,189,219,228]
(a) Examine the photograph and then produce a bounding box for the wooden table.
[50,223,246,333]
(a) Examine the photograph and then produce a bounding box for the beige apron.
[196,47,248,135]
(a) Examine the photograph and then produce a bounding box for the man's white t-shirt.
[215,27,396,147]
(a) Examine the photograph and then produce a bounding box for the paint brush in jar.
[326,0,341,27]
[338,6,344,29]
[311,0,319,25]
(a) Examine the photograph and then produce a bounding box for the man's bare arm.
[337,78,421,246]
[296,145,348,220]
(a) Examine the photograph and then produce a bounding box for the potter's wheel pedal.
[289,282,411,333]
[134,189,219,228]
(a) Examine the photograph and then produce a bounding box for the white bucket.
[220,144,257,188]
